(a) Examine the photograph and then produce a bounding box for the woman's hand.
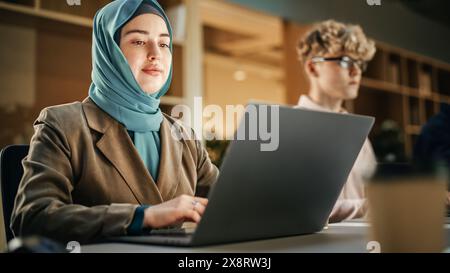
[143,194,208,229]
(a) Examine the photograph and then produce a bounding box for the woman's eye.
[132,40,145,46]
[160,43,170,48]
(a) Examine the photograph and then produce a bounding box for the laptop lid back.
[192,104,374,245]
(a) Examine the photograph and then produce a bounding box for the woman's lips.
[142,68,162,76]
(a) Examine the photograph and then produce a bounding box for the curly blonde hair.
[297,20,376,63]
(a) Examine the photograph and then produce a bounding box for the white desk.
[81,221,450,253]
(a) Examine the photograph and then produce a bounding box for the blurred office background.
[1,0,450,165]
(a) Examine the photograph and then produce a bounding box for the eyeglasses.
[311,56,368,72]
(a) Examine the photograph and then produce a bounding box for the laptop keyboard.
[149,227,194,235]
[148,222,197,236]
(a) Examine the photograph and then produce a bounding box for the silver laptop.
[110,104,375,246]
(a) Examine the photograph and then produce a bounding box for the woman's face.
[120,14,172,95]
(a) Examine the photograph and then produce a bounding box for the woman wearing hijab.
[11,0,219,244]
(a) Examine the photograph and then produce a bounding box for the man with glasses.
[296,20,377,222]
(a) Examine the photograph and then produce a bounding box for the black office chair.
[0,145,29,242]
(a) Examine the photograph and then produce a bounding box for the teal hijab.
[89,0,173,181]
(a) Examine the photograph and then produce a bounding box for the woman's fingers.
[182,209,201,223]
[144,196,209,228]
[193,202,206,215]
[187,197,207,216]
[195,197,208,206]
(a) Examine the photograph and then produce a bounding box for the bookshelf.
[284,22,450,162]
[358,41,450,160]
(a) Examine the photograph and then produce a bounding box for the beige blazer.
[11,98,219,243]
